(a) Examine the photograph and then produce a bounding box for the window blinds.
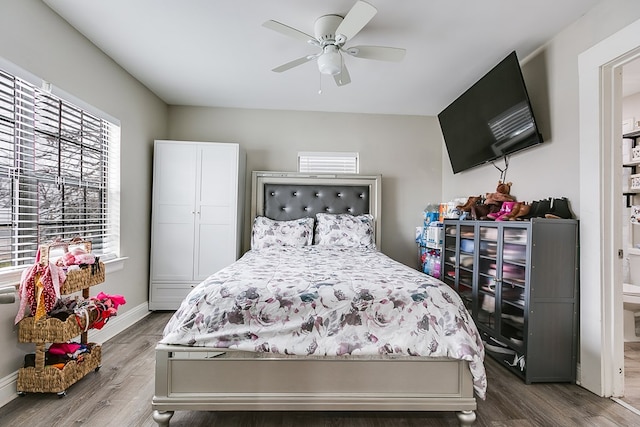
[0,69,118,268]
[298,152,359,174]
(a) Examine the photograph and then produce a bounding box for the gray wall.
[167,107,443,266]
[441,0,640,211]
[1,0,640,404]
[0,0,167,383]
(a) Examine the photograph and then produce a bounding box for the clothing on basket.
[15,250,66,324]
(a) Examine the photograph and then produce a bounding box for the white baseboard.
[0,371,17,408]
[0,301,150,408]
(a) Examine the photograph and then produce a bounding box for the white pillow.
[251,216,314,250]
[314,213,375,248]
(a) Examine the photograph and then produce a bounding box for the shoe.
[507,354,526,371]
[510,337,524,346]
[501,202,522,221]
[485,342,515,354]
[456,196,481,212]
[511,202,530,220]
[545,197,574,219]
[501,313,524,324]
[495,201,518,221]
[471,204,499,221]
[517,201,537,220]
[488,201,516,220]
[484,337,515,355]
[530,198,551,218]
[470,204,483,220]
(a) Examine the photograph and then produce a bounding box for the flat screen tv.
[438,51,543,174]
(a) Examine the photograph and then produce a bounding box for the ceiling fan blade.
[345,45,406,62]
[334,64,351,86]
[272,55,315,73]
[335,1,377,42]
[263,20,316,44]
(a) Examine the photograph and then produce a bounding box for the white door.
[194,144,239,280]
[151,142,198,281]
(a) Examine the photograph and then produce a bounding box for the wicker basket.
[18,315,83,343]
[60,262,105,294]
[39,240,105,294]
[16,343,102,394]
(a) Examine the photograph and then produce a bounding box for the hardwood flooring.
[0,311,638,427]
[623,342,640,411]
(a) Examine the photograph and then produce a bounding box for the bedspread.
[161,246,487,398]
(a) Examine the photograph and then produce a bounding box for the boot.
[486,202,503,220]
[517,201,537,220]
[471,204,488,220]
[485,204,501,220]
[545,197,574,219]
[502,202,522,221]
[456,196,481,212]
[495,201,517,221]
[472,204,498,220]
[530,198,551,218]
[511,202,530,220]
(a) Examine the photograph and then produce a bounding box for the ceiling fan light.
[317,45,342,75]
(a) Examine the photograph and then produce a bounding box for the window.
[0,67,120,270]
[297,152,359,174]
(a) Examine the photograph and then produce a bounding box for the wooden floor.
[0,311,639,427]
[624,341,640,411]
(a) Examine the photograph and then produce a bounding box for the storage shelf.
[623,133,640,207]
[17,258,106,396]
[17,344,101,394]
[442,218,579,384]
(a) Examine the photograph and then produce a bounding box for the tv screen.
[438,51,543,174]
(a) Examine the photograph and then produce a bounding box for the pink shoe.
[495,201,517,221]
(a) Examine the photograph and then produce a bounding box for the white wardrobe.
[149,140,245,310]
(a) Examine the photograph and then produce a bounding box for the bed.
[152,171,485,427]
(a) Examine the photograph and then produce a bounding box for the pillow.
[251,216,314,250]
[314,213,375,248]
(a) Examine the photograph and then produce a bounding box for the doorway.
[620,58,640,411]
[578,17,640,399]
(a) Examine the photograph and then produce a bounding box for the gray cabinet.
[442,218,579,383]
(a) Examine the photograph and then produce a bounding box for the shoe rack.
[624,130,640,206]
[441,218,579,384]
[624,130,640,255]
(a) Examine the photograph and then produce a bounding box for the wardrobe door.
[194,144,240,281]
[150,142,198,282]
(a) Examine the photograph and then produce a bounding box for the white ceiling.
[42,0,622,116]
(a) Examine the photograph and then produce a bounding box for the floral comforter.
[161,246,487,398]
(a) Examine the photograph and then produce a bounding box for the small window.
[298,152,359,174]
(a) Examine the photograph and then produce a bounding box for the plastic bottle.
[423,253,431,275]
[427,251,436,277]
[432,253,441,279]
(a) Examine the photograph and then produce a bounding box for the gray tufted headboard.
[251,172,382,248]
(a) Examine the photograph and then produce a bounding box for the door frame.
[578,17,640,397]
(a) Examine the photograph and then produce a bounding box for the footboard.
[152,344,477,426]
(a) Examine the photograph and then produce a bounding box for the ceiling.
[42,0,629,116]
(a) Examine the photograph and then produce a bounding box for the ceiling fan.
[263,0,406,87]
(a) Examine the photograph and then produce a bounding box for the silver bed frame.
[152,172,477,426]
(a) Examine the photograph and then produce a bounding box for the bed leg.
[152,410,174,427]
[456,410,476,426]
